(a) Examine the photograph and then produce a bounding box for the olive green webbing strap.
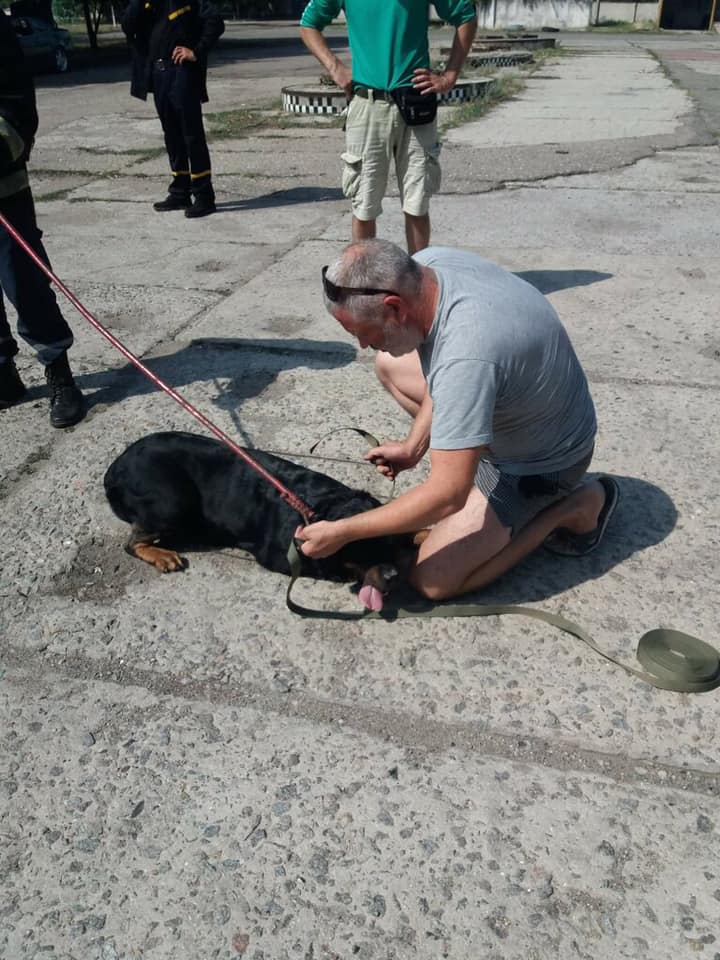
[309,427,382,456]
[309,428,396,501]
[285,542,720,694]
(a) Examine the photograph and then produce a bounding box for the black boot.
[153,195,192,212]
[185,194,216,219]
[0,358,27,409]
[45,352,86,428]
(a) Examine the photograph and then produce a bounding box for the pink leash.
[0,210,316,524]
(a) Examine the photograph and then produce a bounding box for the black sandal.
[544,476,620,557]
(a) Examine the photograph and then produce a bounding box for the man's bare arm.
[297,445,488,558]
[300,26,353,94]
[412,18,478,95]
[365,387,432,479]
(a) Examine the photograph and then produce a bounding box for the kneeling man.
[297,240,618,601]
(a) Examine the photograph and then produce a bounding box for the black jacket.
[0,9,38,196]
[121,0,224,103]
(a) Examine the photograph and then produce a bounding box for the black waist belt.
[153,58,178,71]
[353,85,394,103]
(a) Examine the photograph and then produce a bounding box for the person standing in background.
[300,1,477,253]
[121,0,224,219]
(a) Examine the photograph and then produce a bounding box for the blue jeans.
[0,185,73,366]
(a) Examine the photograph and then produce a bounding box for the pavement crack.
[2,644,718,799]
[586,371,720,392]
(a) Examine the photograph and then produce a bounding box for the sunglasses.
[321,265,398,303]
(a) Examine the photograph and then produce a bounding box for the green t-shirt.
[300,0,476,90]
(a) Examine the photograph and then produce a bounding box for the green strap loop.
[309,426,382,455]
[285,542,720,694]
[309,427,396,502]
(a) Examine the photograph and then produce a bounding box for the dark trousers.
[0,186,73,366]
[152,61,214,201]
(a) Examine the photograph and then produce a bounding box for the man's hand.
[294,522,348,560]
[330,61,353,96]
[411,67,457,96]
[364,441,422,481]
[300,27,353,96]
[172,45,196,64]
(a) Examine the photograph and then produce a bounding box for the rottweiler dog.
[104,431,414,610]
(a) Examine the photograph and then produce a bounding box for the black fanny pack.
[391,86,438,126]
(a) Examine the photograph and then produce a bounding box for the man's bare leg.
[404,212,430,254]
[374,349,425,416]
[410,480,607,601]
[352,215,376,243]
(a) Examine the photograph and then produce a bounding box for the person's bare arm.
[365,388,432,479]
[297,445,487,558]
[412,18,477,95]
[300,26,352,94]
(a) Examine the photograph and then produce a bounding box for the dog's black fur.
[104,431,409,583]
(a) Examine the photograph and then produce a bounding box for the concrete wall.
[475,0,593,29]
[594,1,659,23]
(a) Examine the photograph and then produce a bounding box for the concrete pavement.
[1,26,720,960]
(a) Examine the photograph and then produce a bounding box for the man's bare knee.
[409,567,457,601]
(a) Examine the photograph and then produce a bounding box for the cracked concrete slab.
[2,668,717,960]
[445,54,694,148]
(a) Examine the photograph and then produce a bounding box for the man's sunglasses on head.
[321,265,397,303]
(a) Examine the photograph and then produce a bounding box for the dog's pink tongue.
[359,584,384,612]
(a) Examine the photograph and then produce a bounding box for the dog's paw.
[151,549,186,573]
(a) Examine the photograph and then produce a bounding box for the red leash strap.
[0,210,316,525]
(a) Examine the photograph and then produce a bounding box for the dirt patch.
[195,261,227,273]
[700,339,720,362]
[47,537,153,603]
[262,315,306,335]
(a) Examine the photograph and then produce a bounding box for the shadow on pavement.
[515,269,613,294]
[75,336,356,421]
[466,473,677,606]
[216,187,344,211]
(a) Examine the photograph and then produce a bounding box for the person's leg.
[0,284,19,364]
[343,95,391,241]
[352,216,376,242]
[0,286,27,408]
[374,349,426,417]
[152,66,191,208]
[0,188,74,364]
[396,118,441,254]
[174,68,215,216]
[0,188,84,426]
[410,478,608,600]
[404,213,430,256]
[409,484,510,599]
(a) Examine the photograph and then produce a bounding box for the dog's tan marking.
[132,543,186,573]
[125,523,186,573]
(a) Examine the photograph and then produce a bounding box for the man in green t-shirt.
[300,1,476,253]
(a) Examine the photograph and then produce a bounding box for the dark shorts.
[475,448,594,534]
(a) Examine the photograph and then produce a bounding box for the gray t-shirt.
[415,247,597,475]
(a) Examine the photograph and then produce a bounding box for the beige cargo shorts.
[341,92,442,221]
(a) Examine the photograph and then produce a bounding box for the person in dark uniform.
[0,9,85,427]
[121,0,224,219]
